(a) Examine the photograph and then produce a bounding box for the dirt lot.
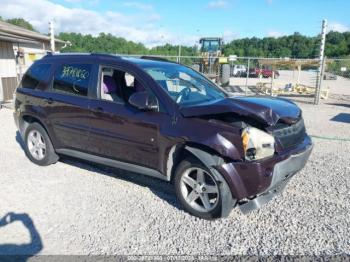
[0,89,349,256]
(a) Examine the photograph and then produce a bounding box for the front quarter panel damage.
[177,117,245,162]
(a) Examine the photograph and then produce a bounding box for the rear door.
[44,62,95,151]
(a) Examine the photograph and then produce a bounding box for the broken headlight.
[241,127,275,161]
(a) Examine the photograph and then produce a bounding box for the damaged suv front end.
[217,123,313,214]
[179,96,313,214]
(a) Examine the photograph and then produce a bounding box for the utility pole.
[49,20,55,53]
[245,58,250,96]
[178,44,182,63]
[314,19,327,105]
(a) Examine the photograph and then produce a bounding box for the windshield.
[137,62,227,107]
[202,40,220,52]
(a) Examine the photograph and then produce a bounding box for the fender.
[18,113,46,138]
[18,113,54,146]
[184,146,224,167]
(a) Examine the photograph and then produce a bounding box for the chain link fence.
[122,54,350,104]
[226,57,321,104]
[323,58,350,101]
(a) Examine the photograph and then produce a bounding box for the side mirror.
[128,91,158,111]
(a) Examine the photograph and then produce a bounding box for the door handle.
[44,98,53,104]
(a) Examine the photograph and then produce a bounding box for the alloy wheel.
[27,130,46,161]
[180,167,220,213]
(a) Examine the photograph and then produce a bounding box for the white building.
[0,20,65,102]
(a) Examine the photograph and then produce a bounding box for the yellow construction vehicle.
[193,37,230,86]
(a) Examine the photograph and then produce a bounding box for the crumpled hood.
[180,96,301,126]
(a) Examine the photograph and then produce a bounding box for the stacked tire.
[220,64,230,87]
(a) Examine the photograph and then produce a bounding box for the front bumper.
[215,135,313,213]
[239,143,313,214]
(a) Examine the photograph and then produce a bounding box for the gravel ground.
[0,96,349,256]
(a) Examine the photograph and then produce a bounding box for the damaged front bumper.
[215,135,313,214]
[239,143,313,214]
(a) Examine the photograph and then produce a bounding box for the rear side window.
[21,63,51,89]
[53,64,92,96]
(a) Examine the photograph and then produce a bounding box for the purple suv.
[13,54,313,219]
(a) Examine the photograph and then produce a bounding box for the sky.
[0,0,349,47]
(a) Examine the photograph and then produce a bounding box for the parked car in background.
[241,66,279,79]
[13,53,313,219]
[254,65,280,78]
[231,64,247,77]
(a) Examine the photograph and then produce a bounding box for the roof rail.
[90,52,121,58]
[42,52,122,59]
[140,56,175,63]
[42,52,90,57]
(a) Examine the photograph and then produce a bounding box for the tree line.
[2,17,350,59]
[57,31,350,59]
[224,31,350,59]
[57,32,199,57]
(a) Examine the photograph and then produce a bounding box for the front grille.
[272,119,306,149]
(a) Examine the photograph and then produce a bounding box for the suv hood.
[180,96,301,126]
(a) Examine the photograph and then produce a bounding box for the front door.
[87,66,169,171]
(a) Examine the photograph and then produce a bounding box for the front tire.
[24,122,59,166]
[174,158,234,219]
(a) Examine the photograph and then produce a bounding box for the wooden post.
[271,70,274,96]
[245,58,250,95]
[314,19,327,105]
[297,65,301,85]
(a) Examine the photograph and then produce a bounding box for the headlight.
[241,127,275,161]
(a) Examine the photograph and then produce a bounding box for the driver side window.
[99,67,143,103]
[99,66,161,111]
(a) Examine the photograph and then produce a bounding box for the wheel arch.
[20,114,59,166]
[167,142,227,182]
[168,142,236,217]
[19,114,50,141]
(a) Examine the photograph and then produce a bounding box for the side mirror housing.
[128,91,158,111]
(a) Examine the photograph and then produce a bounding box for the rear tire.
[220,64,230,87]
[24,122,59,166]
[174,157,234,219]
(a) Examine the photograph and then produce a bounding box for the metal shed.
[0,20,65,103]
